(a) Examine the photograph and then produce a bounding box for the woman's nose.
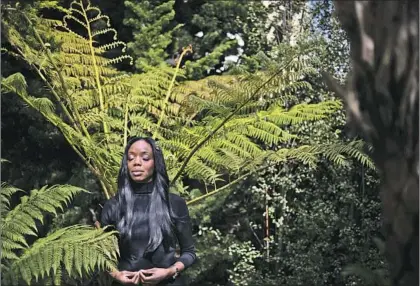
[133,157,142,165]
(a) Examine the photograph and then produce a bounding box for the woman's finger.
[139,271,148,282]
[141,269,155,275]
[131,272,140,285]
[119,276,132,284]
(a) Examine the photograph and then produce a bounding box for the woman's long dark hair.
[115,137,174,255]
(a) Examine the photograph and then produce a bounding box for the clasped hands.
[114,267,173,285]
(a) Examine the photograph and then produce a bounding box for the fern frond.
[1,72,28,97]
[63,14,88,29]
[7,225,118,285]
[159,139,192,160]
[218,148,246,172]
[1,185,87,263]
[279,145,320,168]
[97,41,128,52]
[315,140,375,170]
[28,97,56,114]
[91,28,117,39]
[106,55,134,65]
[184,158,219,182]
[225,133,263,156]
[216,139,253,159]
[1,182,24,216]
[258,101,341,126]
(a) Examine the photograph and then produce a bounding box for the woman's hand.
[132,267,172,285]
[112,270,138,285]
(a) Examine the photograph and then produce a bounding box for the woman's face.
[127,140,155,183]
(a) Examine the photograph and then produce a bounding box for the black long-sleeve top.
[100,182,196,272]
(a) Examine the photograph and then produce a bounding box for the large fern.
[0,183,119,285]
[1,1,374,204]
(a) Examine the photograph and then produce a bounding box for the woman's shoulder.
[168,193,186,203]
[100,196,119,226]
[102,196,119,215]
[103,195,118,208]
[169,193,189,217]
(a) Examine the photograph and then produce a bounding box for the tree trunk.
[323,1,419,285]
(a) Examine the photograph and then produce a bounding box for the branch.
[186,169,253,205]
[153,45,193,139]
[123,90,131,148]
[80,3,107,142]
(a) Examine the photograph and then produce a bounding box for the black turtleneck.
[100,182,196,277]
[131,180,155,194]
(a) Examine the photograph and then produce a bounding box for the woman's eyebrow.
[129,150,152,155]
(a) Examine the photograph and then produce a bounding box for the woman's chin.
[130,176,152,183]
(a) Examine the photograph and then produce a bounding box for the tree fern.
[2,1,374,204]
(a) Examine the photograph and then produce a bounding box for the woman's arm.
[171,195,197,269]
[100,199,125,281]
[166,261,185,278]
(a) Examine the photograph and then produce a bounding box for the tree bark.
[323,1,419,285]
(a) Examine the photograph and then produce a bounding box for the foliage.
[309,0,350,80]
[250,163,382,286]
[184,4,382,285]
[188,158,382,286]
[187,226,233,286]
[342,261,390,286]
[0,88,78,190]
[1,1,388,285]
[0,182,119,285]
[123,0,180,71]
[171,0,268,79]
[180,40,374,206]
[227,240,261,286]
[0,0,370,205]
[122,0,250,79]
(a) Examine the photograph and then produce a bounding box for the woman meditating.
[101,137,196,285]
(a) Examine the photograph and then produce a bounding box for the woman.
[101,137,196,285]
